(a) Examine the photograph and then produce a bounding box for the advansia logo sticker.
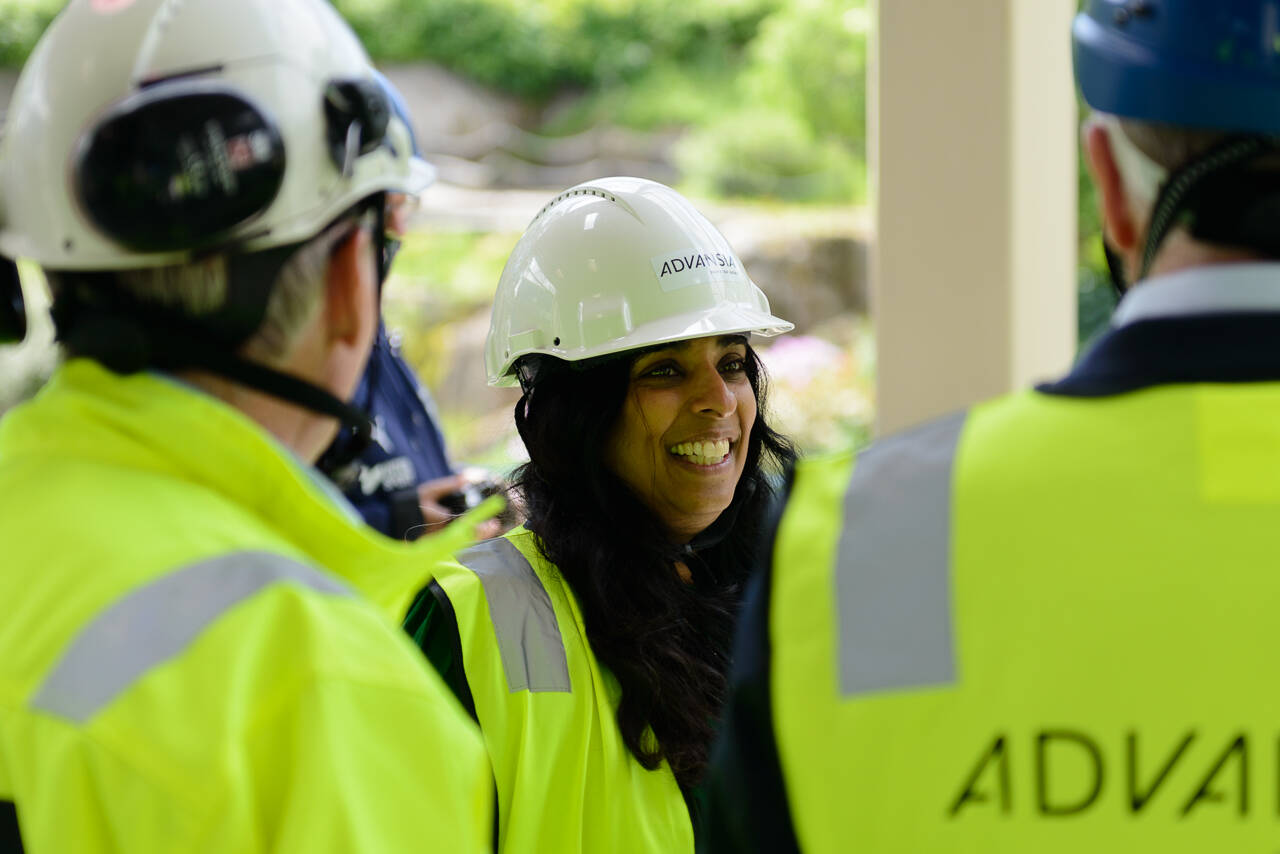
[651,248,739,293]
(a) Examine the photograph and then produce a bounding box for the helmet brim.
[489,303,794,387]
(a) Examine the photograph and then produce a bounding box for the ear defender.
[0,257,25,344]
[323,78,391,177]
[74,81,286,254]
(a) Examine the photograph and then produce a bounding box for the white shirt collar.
[1112,263,1280,328]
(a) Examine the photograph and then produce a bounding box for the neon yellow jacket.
[409,527,695,854]
[707,341,1280,849]
[704,270,1280,850]
[0,360,492,851]
[765,381,1280,852]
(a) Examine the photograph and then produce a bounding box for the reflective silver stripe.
[31,551,352,723]
[456,538,571,693]
[837,410,967,696]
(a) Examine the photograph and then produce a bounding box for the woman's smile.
[604,334,757,542]
[666,438,734,467]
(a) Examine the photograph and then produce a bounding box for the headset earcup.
[0,257,25,344]
[75,82,286,253]
[323,78,391,174]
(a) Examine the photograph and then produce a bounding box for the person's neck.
[1143,229,1268,281]
[178,367,336,464]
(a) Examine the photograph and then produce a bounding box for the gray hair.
[1117,119,1236,173]
[1114,116,1280,195]
[54,213,369,364]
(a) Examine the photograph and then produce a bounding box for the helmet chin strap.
[48,207,387,468]
[1103,135,1280,301]
[51,290,374,465]
[1102,240,1129,299]
[1137,136,1274,282]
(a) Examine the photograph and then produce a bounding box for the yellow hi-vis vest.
[772,383,1280,852]
[0,360,492,852]
[430,527,695,854]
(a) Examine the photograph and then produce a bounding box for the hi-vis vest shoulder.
[0,360,491,852]
[771,383,1280,852]
[432,527,695,854]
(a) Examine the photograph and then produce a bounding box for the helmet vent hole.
[63,238,73,252]
[534,187,622,222]
[553,337,560,346]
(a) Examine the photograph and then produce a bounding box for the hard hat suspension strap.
[1139,136,1277,281]
[49,258,374,465]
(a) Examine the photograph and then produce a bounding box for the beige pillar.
[871,0,1078,434]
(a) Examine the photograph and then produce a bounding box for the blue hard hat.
[1074,0,1280,134]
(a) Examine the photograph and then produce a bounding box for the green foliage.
[335,0,565,98]
[674,0,868,203]
[0,0,59,67]
[332,0,776,100]
[379,229,519,387]
[337,0,870,206]
[540,60,740,135]
[385,229,518,310]
[0,0,776,90]
[676,108,863,203]
[556,0,868,203]
[1077,266,1118,349]
[0,0,866,205]
[742,0,867,151]
[1076,97,1116,347]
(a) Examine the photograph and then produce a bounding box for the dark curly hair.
[510,340,796,790]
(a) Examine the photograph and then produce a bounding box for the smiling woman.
[607,334,759,542]
[404,177,796,853]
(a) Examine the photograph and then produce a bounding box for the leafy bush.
[540,61,741,135]
[1076,100,1117,347]
[0,0,60,68]
[0,0,775,91]
[554,0,868,203]
[675,108,863,203]
[333,0,776,100]
[0,0,867,206]
[335,0,566,97]
[741,0,866,153]
[671,0,869,203]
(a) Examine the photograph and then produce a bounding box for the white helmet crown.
[0,0,432,270]
[485,177,792,387]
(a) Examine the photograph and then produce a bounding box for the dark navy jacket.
[320,324,453,540]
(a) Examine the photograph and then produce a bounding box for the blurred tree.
[332,0,776,100]
[676,0,867,203]
[0,0,59,67]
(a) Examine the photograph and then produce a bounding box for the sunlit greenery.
[537,0,868,203]
[333,0,777,99]
[1076,99,1118,347]
[0,0,57,67]
[0,0,866,206]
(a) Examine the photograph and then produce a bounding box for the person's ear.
[324,224,378,349]
[1083,119,1141,256]
[318,223,379,404]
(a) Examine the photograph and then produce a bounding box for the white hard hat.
[0,0,433,270]
[485,177,792,387]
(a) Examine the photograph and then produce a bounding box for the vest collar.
[6,360,480,618]
[1040,263,1280,398]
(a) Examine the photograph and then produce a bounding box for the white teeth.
[668,438,731,465]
